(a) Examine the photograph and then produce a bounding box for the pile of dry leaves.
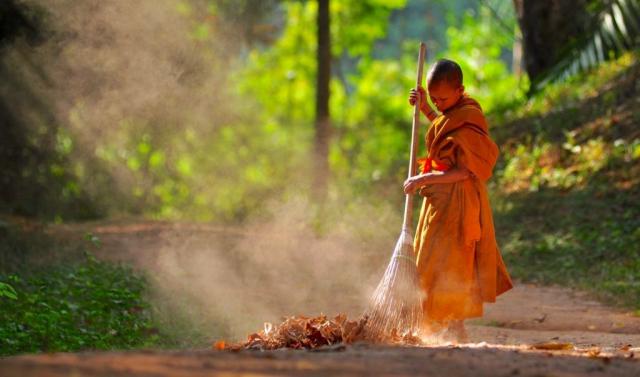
[213,314,422,351]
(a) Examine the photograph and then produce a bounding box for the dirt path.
[469,284,640,347]
[2,344,640,377]
[3,220,640,376]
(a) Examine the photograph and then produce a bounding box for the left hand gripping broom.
[364,42,426,341]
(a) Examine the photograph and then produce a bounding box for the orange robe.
[414,95,513,325]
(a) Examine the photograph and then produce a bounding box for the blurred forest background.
[1,0,639,354]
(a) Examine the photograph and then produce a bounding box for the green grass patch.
[0,252,162,356]
[489,51,640,309]
[493,161,640,309]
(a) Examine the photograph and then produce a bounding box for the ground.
[2,221,640,376]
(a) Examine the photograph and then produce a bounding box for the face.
[427,80,464,112]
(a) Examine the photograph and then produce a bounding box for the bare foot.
[444,320,469,344]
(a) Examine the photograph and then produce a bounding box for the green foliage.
[496,189,640,309]
[3,0,528,221]
[331,46,414,187]
[237,0,527,197]
[494,53,640,194]
[0,253,160,356]
[239,2,316,123]
[532,0,640,91]
[95,123,194,218]
[493,52,637,124]
[493,52,640,309]
[236,0,411,196]
[239,0,407,122]
[444,6,525,113]
[0,281,17,300]
[332,0,408,57]
[498,136,640,192]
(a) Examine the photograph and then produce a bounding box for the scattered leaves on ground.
[213,313,423,351]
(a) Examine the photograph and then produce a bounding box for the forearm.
[420,103,438,122]
[416,167,471,185]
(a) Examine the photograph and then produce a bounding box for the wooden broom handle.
[402,42,426,231]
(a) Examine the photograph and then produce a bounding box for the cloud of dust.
[37,0,237,135]
[1,0,250,213]
[148,196,404,342]
[2,0,415,341]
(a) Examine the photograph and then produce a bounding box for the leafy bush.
[0,281,17,300]
[0,253,159,356]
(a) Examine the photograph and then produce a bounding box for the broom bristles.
[364,227,424,341]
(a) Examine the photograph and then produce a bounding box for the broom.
[364,42,426,340]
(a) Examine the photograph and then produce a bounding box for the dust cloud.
[3,0,411,342]
[146,197,403,342]
[37,0,237,135]
[2,0,249,214]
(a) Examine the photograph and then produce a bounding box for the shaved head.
[427,59,463,88]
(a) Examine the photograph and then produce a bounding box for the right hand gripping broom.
[364,42,426,341]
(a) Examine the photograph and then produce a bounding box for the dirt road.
[2,221,640,376]
[2,342,639,377]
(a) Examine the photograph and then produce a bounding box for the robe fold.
[414,95,513,324]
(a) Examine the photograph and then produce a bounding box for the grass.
[0,221,197,356]
[0,220,219,355]
[493,185,640,308]
[490,52,640,310]
[0,251,162,356]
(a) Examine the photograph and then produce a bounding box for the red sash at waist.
[417,157,450,174]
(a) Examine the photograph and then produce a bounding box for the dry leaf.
[220,313,395,351]
[531,342,574,351]
[402,331,422,345]
[619,344,632,351]
[220,312,425,352]
[264,322,273,336]
[213,340,226,350]
[586,347,601,358]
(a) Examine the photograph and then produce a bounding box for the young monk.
[404,59,513,343]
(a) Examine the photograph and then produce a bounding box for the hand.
[408,86,427,107]
[403,175,424,194]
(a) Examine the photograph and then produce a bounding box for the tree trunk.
[512,0,595,83]
[314,0,330,201]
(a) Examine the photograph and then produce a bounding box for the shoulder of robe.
[445,126,499,181]
[446,97,487,128]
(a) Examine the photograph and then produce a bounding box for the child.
[405,59,513,343]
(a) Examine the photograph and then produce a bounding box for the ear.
[459,85,465,94]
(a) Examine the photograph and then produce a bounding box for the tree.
[237,0,407,200]
[515,0,640,91]
[512,0,596,84]
[314,0,331,200]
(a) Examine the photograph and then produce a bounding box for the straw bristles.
[364,227,423,341]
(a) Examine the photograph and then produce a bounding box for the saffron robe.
[414,95,513,324]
